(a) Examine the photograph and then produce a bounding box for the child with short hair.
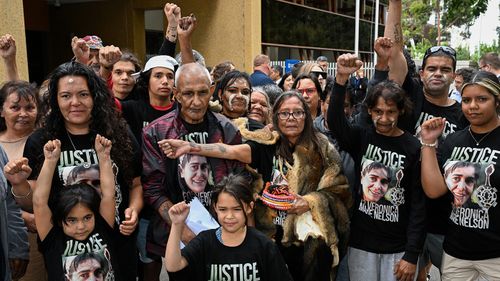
[166,173,293,281]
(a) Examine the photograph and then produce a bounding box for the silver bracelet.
[11,185,32,199]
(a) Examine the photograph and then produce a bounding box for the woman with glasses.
[292,73,322,119]
[420,71,500,280]
[159,90,352,281]
[328,54,426,281]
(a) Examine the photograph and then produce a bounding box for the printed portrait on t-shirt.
[360,159,406,206]
[63,249,114,281]
[58,158,122,225]
[444,161,497,210]
[61,164,100,192]
[443,161,481,208]
[178,154,214,207]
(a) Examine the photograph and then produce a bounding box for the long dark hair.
[278,72,291,91]
[217,70,252,115]
[291,73,323,117]
[0,80,41,132]
[272,91,322,164]
[45,61,134,185]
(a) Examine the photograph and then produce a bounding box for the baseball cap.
[82,35,103,49]
[132,55,178,80]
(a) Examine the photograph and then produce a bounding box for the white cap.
[143,55,177,72]
[132,55,177,80]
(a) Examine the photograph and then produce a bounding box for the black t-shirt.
[23,128,141,225]
[121,98,175,219]
[181,227,293,281]
[40,215,120,281]
[438,127,500,260]
[178,117,215,206]
[403,78,469,235]
[121,99,175,145]
[329,83,426,263]
[247,141,276,184]
[414,98,467,139]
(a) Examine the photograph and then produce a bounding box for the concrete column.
[133,0,262,72]
[0,0,29,81]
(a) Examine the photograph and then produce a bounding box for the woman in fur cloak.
[160,91,352,281]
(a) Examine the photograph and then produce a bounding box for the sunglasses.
[311,71,328,79]
[423,46,457,62]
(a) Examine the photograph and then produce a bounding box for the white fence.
[271,60,376,79]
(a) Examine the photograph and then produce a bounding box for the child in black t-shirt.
[31,135,118,280]
[165,174,293,281]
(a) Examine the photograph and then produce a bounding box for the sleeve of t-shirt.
[180,230,208,269]
[403,155,426,264]
[327,82,364,159]
[402,76,422,105]
[128,128,143,177]
[368,69,388,89]
[23,129,46,180]
[246,140,273,184]
[158,38,177,57]
[39,226,61,251]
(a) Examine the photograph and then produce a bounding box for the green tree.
[455,45,471,60]
[471,41,500,63]
[442,0,489,36]
[402,0,490,45]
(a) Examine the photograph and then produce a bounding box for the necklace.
[66,130,78,151]
[66,130,92,168]
[468,126,495,146]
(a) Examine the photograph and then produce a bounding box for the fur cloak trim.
[233,117,279,145]
[255,133,352,277]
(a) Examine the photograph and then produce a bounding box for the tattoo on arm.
[159,201,172,225]
[199,144,226,153]
[216,144,226,153]
[393,23,403,45]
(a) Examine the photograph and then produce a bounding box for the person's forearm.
[385,0,407,84]
[421,147,448,198]
[189,143,251,164]
[99,65,112,81]
[178,37,195,65]
[32,160,56,208]
[10,180,33,211]
[99,158,114,200]
[99,157,116,225]
[3,57,19,81]
[128,177,144,214]
[158,200,173,225]
[375,60,389,71]
[165,223,186,272]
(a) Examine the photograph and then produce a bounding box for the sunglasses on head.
[423,46,457,62]
[311,71,328,79]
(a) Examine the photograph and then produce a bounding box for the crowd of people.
[0,1,500,281]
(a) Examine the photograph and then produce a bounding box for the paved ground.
[159,262,492,280]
